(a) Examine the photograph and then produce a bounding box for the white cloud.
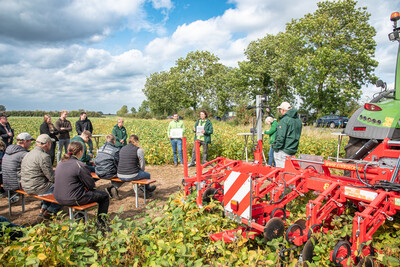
[1,0,399,113]
[150,0,173,10]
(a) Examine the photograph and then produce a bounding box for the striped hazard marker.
[224,171,252,220]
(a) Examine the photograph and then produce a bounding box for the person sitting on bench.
[94,134,122,199]
[117,135,156,197]
[54,141,109,228]
[21,134,62,219]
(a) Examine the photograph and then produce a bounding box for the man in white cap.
[2,132,34,202]
[274,102,302,168]
[21,134,62,218]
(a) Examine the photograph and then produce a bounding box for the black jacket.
[94,142,119,179]
[117,144,140,175]
[0,122,14,147]
[75,118,93,135]
[54,156,95,206]
[2,144,28,191]
[40,122,59,141]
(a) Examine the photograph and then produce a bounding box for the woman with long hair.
[39,114,58,165]
[54,141,109,228]
[117,135,156,196]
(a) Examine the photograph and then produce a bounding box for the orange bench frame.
[91,173,156,208]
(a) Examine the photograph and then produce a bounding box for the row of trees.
[4,110,103,118]
[141,0,378,120]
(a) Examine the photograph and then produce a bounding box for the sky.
[1,0,399,114]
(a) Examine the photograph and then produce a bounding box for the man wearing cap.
[0,112,14,147]
[21,134,62,218]
[2,133,34,202]
[55,110,72,163]
[274,102,302,168]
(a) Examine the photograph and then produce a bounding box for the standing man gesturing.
[55,110,72,163]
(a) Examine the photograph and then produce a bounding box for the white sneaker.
[10,194,19,204]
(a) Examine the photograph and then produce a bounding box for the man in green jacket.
[188,110,213,167]
[274,102,302,168]
[112,118,127,148]
[264,117,278,166]
[167,113,185,166]
[71,130,95,172]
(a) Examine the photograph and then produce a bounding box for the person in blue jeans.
[167,113,185,166]
[0,216,24,240]
[117,135,156,197]
[264,117,278,167]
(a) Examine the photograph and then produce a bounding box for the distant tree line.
[5,110,104,118]
[137,0,377,122]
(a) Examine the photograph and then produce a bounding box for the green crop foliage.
[1,190,399,266]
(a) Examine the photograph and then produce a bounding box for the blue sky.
[0,0,399,114]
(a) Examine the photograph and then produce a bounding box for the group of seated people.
[1,131,156,229]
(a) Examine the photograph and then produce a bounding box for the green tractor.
[344,12,400,165]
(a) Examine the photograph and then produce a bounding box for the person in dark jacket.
[112,118,127,148]
[2,133,33,202]
[94,134,122,199]
[0,112,14,147]
[40,114,59,165]
[117,135,156,197]
[54,141,109,228]
[71,130,95,172]
[75,112,94,154]
[188,110,213,167]
[0,140,5,197]
[55,110,72,163]
[274,102,302,168]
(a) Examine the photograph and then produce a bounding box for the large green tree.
[143,71,184,116]
[172,50,223,114]
[239,32,299,110]
[287,0,378,116]
[116,105,128,116]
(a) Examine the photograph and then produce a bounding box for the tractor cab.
[344,12,400,160]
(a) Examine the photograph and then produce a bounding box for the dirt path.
[0,165,197,226]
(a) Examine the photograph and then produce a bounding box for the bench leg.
[21,194,25,213]
[69,207,73,222]
[8,190,11,216]
[84,211,88,222]
[143,187,146,205]
[133,184,139,208]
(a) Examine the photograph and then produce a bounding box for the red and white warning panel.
[224,171,252,220]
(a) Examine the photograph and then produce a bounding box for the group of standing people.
[167,110,214,168]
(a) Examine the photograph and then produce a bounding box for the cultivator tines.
[181,83,400,266]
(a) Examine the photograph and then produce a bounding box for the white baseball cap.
[17,132,35,141]
[277,102,291,110]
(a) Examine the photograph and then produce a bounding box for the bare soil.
[0,165,197,226]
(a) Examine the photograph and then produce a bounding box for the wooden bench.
[8,189,97,223]
[91,173,156,208]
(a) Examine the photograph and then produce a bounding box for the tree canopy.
[141,0,378,120]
